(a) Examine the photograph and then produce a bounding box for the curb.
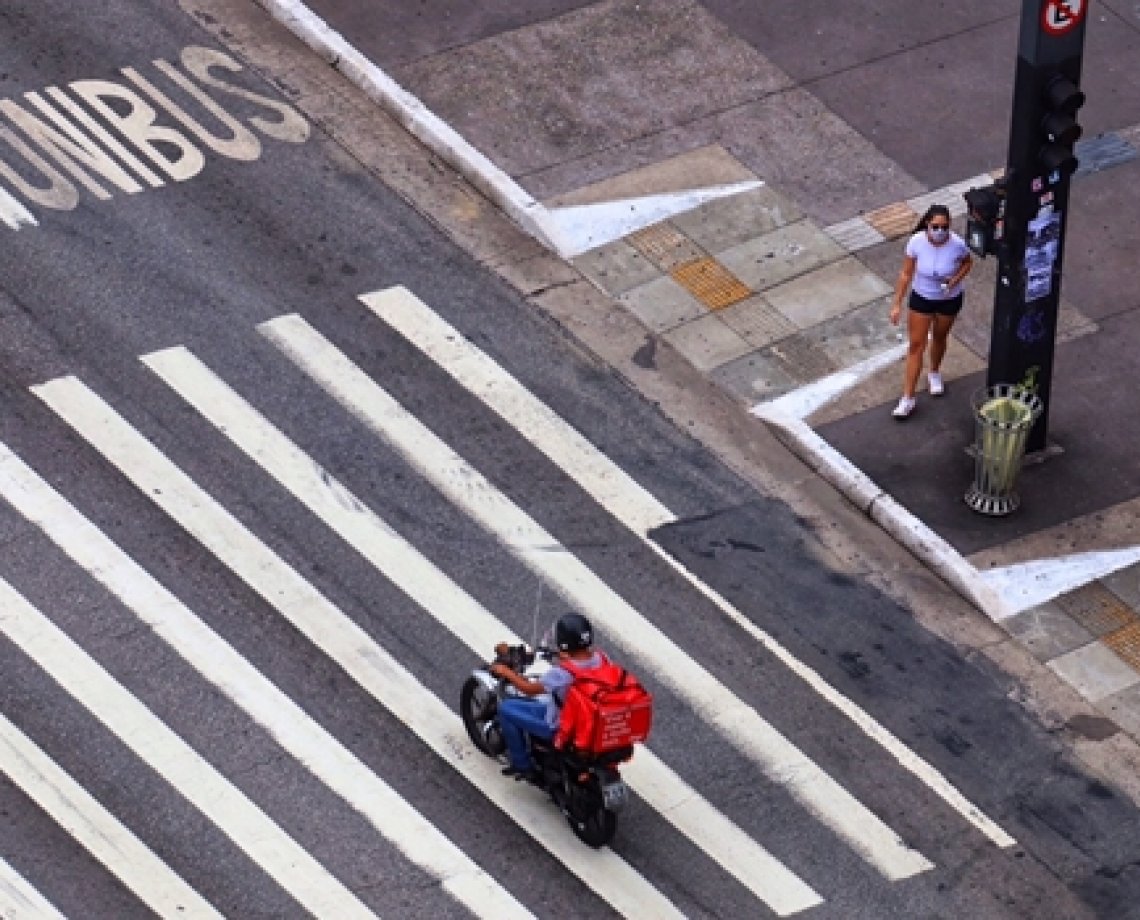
[253,0,570,254]
[752,405,1006,618]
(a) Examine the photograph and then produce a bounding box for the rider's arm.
[490,663,546,696]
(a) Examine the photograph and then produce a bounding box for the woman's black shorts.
[909,290,964,317]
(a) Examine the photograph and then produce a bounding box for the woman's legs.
[903,311,934,397]
[929,313,956,373]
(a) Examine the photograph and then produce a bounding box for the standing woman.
[888,204,973,419]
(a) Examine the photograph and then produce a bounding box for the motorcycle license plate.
[601,780,628,811]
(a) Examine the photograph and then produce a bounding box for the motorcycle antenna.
[531,578,544,649]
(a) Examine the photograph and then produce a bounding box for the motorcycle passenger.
[490,613,604,779]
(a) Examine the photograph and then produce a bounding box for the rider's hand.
[490,662,512,679]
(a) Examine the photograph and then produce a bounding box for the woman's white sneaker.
[892,395,917,419]
[928,371,945,396]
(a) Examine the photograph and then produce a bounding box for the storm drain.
[1103,621,1140,672]
[670,258,752,310]
[1056,583,1138,637]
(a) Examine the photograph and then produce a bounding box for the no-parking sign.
[1041,0,1086,36]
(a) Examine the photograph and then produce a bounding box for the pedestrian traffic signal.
[1038,72,1085,178]
[963,183,1004,258]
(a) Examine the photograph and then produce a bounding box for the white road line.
[0,569,371,920]
[135,351,823,917]
[0,443,517,920]
[0,710,222,918]
[37,377,699,920]
[259,314,932,881]
[362,286,1016,850]
[0,856,65,920]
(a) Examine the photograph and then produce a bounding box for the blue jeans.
[498,698,552,770]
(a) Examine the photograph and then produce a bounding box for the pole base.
[965,485,1020,516]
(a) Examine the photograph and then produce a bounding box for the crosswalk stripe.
[260,313,933,881]
[362,287,673,533]
[0,442,525,920]
[36,375,694,920]
[0,709,222,918]
[136,348,823,915]
[362,285,1016,850]
[0,856,66,920]
[0,567,372,920]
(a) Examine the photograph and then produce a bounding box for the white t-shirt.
[905,231,970,299]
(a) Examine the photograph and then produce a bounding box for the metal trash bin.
[964,384,1043,516]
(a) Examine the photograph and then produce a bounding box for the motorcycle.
[459,642,633,848]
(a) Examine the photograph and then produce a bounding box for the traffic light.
[963,182,1004,258]
[1038,72,1085,178]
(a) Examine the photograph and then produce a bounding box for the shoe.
[502,764,537,781]
[892,396,917,419]
[928,371,944,396]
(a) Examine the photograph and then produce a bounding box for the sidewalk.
[563,141,1140,745]
[251,0,1140,749]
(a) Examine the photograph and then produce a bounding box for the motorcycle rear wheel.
[569,805,617,848]
[459,676,505,757]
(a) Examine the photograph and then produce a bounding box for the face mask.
[929,227,949,242]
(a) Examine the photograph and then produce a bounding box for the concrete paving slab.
[670,184,803,255]
[395,0,792,177]
[627,224,706,273]
[1104,566,1140,612]
[662,313,754,372]
[718,295,798,349]
[543,143,757,208]
[797,295,900,372]
[1003,603,1097,663]
[571,238,662,297]
[1099,681,1140,739]
[765,257,893,329]
[716,220,846,292]
[710,348,801,405]
[618,274,706,333]
[522,86,926,226]
[1049,641,1140,703]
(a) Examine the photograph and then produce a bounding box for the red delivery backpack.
[554,653,653,755]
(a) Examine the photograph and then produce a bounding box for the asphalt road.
[0,1,1138,918]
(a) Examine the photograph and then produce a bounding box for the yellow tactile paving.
[1103,621,1140,672]
[627,222,704,271]
[864,201,919,240]
[670,258,752,311]
[1057,583,1139,637]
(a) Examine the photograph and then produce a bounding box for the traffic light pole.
[987,0,1089,454]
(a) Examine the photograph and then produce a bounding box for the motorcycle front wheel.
[459,676,505,757]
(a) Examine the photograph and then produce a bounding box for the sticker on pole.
[1042,0,1085,36]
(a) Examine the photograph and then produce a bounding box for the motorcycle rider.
[490,612,604,779]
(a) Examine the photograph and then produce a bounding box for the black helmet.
[555,613,593,653]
